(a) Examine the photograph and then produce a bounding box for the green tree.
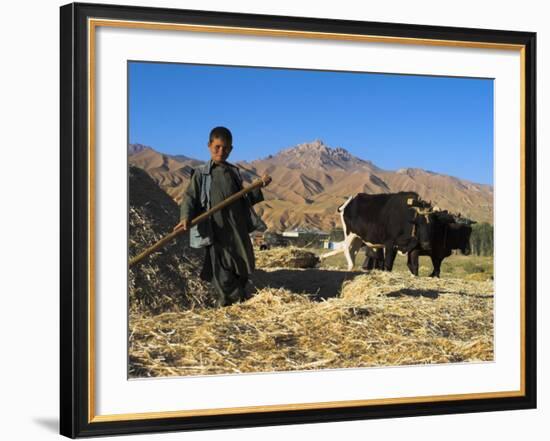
[470,222,493,256]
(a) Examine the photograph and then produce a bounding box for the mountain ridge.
[128,141,493,230]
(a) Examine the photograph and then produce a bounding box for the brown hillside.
[129,147,202,201]
[129,140,493,231]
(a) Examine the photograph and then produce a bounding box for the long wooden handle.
[129,178,267,268]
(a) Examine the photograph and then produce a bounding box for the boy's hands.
[173,175,270,234]
[261,174,272,187]
[173,218,190,233]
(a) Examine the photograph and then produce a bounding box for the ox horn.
[412,206,431,214]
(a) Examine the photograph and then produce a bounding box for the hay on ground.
[128,166,215,314]
[129,270,493,378]
[255,246,320,269]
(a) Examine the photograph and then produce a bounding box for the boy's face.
[208,137,232,163]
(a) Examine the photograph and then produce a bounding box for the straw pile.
[129,270,493,378]
[129,166,216,313]
[255,246,320,269]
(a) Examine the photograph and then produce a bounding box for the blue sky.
[129,61,494,185]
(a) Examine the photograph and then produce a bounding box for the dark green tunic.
[180,161,263,306]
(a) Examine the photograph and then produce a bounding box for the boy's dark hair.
[209,126,232,145]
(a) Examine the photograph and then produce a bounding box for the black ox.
[338,192,434,271]
[406,213,476,277]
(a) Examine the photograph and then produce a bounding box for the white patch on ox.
[337,195,355,238]
[343,233,364,271]
[338,194,365,271]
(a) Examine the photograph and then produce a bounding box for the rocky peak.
[262,139,377,172]
[128,143,152,155]
[396,167,437,177]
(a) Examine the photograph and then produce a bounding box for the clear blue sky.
[129,61,493,185]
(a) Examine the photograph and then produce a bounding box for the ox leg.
[366,257,375,270]
[407,250,420,276]
[374,249,385,270]
[362,247,382,271]
[344,234,363,271]
[362,254,374,271]
[430,256,442,278]
[383,244,398,271]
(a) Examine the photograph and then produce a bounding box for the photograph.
[58,3,537,436]
[127,61,495,378]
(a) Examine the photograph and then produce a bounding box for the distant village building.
[252,228,331,249]
[281,227,329,237]
[250,231,289,249]
[280,227,329,248]
[281,230,300,238]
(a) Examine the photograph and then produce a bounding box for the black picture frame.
[60,2,537,438]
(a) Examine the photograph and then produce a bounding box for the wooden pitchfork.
[129,177,270,267]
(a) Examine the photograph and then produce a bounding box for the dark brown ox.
[407,213,475,277]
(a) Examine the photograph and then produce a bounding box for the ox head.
[447,215,476,255]
[432,212,476,255]
[409,206,434,251]
[455,217,477,226]
[404,197,434,251]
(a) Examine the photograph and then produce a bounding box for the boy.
[173,127,271,307]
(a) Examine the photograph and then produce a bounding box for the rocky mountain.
[255,139,380,172]
[128,140,493,231]
[128,143,150,155]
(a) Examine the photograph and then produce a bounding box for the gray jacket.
[180,160,266,248]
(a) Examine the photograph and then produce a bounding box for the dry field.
[129,248,494,378]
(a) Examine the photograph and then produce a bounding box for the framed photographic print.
[60,2,537,438]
